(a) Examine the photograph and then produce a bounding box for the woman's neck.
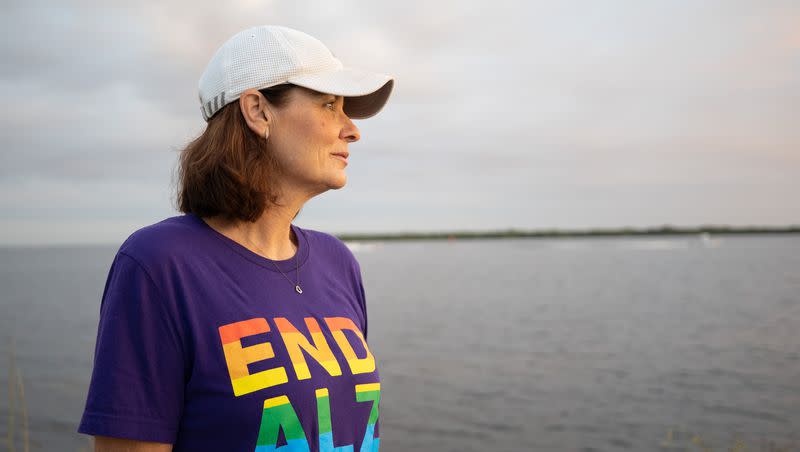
[201,210,299,261]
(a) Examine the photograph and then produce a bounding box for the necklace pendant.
[295,285,303,294]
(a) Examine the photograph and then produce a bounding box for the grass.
[6,336,29,452]
[6,336,93,452]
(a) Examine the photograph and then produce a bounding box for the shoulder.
[116,214,205,270]
[298,226,360,268]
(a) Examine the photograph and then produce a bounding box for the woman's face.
[266,87,361,197]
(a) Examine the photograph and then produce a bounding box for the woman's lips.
[331,154,348,165]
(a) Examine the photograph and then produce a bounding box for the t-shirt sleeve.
[78,251,186,444]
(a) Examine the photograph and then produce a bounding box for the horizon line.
[2,224,799,248]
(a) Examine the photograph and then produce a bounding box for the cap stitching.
[222,33,232,112]
[272,27,301,77]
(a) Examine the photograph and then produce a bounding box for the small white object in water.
[700,232,722,248]
[343,241,381,253]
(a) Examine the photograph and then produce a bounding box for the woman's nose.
[341,116,360,143]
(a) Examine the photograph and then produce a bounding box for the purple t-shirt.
[78,213,381,451]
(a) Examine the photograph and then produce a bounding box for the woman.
[78,25,394,452]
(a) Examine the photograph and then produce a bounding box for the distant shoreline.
[2,225,799,248]
[336,226,800,241]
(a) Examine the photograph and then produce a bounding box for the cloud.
[1,0,798,244]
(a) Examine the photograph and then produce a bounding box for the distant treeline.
[335,225,800,241]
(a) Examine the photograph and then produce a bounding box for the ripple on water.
[608,437,633,448]
[702,404,788,424]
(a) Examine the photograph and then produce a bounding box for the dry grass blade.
[16,367,29,452]
[7,336,17,452]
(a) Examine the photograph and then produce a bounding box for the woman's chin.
[328,174,348,190]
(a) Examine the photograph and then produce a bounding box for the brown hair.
[173,84,297,223]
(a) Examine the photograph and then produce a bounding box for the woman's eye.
[325,101,336,110]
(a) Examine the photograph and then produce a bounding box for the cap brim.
[287,67,394,119]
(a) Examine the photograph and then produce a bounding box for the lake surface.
[1,234,799,451]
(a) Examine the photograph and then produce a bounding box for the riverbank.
[335,225,800,241]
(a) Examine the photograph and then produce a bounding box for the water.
[2,235,799,451]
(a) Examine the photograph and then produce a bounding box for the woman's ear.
[239,89,271,138]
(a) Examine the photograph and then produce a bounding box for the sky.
[1,0,798,245]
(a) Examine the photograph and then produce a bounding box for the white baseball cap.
[198,25,395,122]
